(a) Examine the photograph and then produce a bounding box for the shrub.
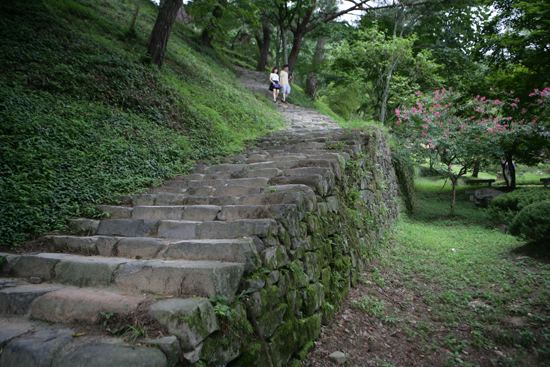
[486,188,550,225]
[509,201,550,245]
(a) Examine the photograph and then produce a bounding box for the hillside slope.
[0,0,283,247]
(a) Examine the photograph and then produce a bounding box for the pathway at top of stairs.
[0,67,352,367]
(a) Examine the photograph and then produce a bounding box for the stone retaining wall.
[196,127,399,367]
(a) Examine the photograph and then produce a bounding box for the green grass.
[373,177,550,365]
[0,0,284,247]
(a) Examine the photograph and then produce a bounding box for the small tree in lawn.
[392,88,548,214]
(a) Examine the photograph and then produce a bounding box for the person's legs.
[273,88,277,102]
[282,84,291,102]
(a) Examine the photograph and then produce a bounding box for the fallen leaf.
[164,296,174,299]
[72,333,86,337]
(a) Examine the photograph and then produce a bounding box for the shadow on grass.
[510,242,550,264]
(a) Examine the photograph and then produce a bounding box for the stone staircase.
[0,68,399,367]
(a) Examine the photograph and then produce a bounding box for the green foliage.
[487,188,550,225]
[351,295,386,318]
[209,295,237,321]
[509,200,550,244]
[0,0,283,247]
[329,27,442,124]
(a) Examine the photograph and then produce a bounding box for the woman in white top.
[269,67,280,102]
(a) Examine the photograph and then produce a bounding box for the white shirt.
[270,73,279,82]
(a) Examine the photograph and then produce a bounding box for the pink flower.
[493,100,500,105]
[396,120,401,125]
[430,145,435,149]
[515,98,519,102]
[474,138,479,142]
[411,135,415,138]
[389,127,393,130]
[395,109,401,117]
[422,124,428,130]
[488,128,493,132]
[521,108,526,113]
[444,132,448,137]
[510,90,514,94]
[429,139,433,142]
[448,165,452,169]
[414,91,422,95]
[511,103,516,107]
[422,131,427,136]
[490,88,493,91]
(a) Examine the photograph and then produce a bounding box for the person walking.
[280,64,292,103]
[269,67,280,102]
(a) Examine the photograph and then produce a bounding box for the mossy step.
[1,252,244,300]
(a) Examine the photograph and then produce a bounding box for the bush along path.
[0,70,400,367]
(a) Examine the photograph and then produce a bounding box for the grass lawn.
[305,177,550,367]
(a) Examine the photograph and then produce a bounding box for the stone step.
[47,235,260,272]
[1,253,244,300]
[0,323,173,367]
[70,218,278,239]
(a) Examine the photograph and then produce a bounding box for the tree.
[148,0,183,68]
[255,18,271,71]
[391,88,546,213]
[331,28,441,124]
[480,0,550,86]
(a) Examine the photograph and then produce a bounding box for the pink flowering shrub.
[391,88,546,213]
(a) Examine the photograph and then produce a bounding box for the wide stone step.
[0,324,172,367]
[69,218,278,239]
[46,235,260,273]
[1,253,244,299]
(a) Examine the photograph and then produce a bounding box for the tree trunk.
[281,26,288,65]
[305,36,326,101]
[147,0,182,69]
[274,27,281,68]
[288,30,305,72]
[502,161,510,187]
[505,153,516,189]
[201,5,223,47]
[129,0,141,31]
[379,59,399,125]
[450,177,457,215]
[256,20,271,72]
[472,160,480,178]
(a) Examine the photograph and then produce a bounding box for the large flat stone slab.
[163,239,258,272]
[0,324,32,349]
[31,288,145,323]
[114,260,244,299]
[132,206,184,220]
[4,253,74,280]
[116,238,167,259]
[196,219,278,239]
[0,284,64,315]
[55,343,168,367]
[0,329,73,367]
[55,256,128,286]
[97,219,158,237]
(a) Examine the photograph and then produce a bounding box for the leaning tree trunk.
[287,30,305,72]
[129,0,141,31]
[305,36,326,101]
[274,27,281,68]
[147,0,182,68]
[256,20,271,72]
[505,153,516,189]
[201,5,223,47]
